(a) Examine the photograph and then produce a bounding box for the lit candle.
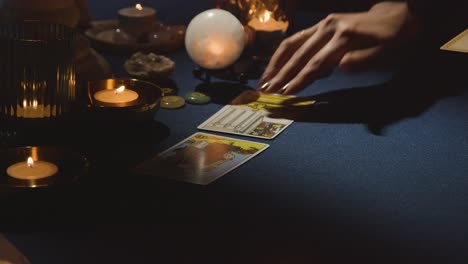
[6,157,58,180]
[19,80,48,118]
[247,10,289,33]
[118,3,156,17]
[118,3,156,40]
[93,85,139,105]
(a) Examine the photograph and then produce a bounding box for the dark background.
[2,0,468,263]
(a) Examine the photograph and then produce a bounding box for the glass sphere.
[185,9,245,70]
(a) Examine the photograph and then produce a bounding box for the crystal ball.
[185,9,245,70]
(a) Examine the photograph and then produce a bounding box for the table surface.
[3,1,468,263]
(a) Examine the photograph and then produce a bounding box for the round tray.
[84,19,185,54]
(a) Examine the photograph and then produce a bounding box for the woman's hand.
[258,1,422,95]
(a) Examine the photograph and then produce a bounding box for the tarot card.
[198,92,312,139]
[441,28,468,53]
[134,132,269,185]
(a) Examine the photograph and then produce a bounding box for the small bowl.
[86,78,162,121]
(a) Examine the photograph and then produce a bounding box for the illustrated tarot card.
[198,92,311,139]
[134,132,269,185]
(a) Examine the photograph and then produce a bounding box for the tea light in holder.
[185,9,245,70]
[247,10,289,33]
[6,157,58,180]
[87,78,162,120]
[1,146,89,189]
[118,3,156,41]
[245,3,289,57]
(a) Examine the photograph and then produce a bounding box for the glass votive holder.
[0,22,76,146]
[0,146,89,189]
[0,0,81,28]
[240,0,290,59]
[85,78,162,121]
[0,21,76,121]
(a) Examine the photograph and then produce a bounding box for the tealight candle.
[119,3,156,17]
[118,3,156,40]
[93,85,139,105]
[247,10,289,33]
[246,9,289,57]
[6,157,58,180]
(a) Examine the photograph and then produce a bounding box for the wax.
[118,4,156,17]
[93,86,139,104]
[118,4,156,40]
[7,158,58,180]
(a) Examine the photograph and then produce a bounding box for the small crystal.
[124,52,176,79]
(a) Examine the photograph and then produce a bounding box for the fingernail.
[279,83,290,93]
[260,82,270,91]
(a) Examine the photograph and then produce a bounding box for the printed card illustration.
[135,132,269,185]
[198,91,313,139]
[441,28,468,53]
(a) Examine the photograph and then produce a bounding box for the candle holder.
[0,22,77,146]
[0,21,76,121]
[0,146,89,189]
[84,3,186,54]
[241,0,290,59]
[84,78,162,121]
[192,59,262,84]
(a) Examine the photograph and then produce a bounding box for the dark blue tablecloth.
[4,1,468,263]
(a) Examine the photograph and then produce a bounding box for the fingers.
[258,27,315,88]
[267,25,351,95]
[262,23,335,93]
[339,46,383,71]
[283,39,349,94]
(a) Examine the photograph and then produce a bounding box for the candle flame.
[115,85,125,95]
[27,157,34,168]
[259,11,272,23]
[135,3,143,10]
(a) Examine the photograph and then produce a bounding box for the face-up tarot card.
[134,132,269,185]
[198,91,312,139]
